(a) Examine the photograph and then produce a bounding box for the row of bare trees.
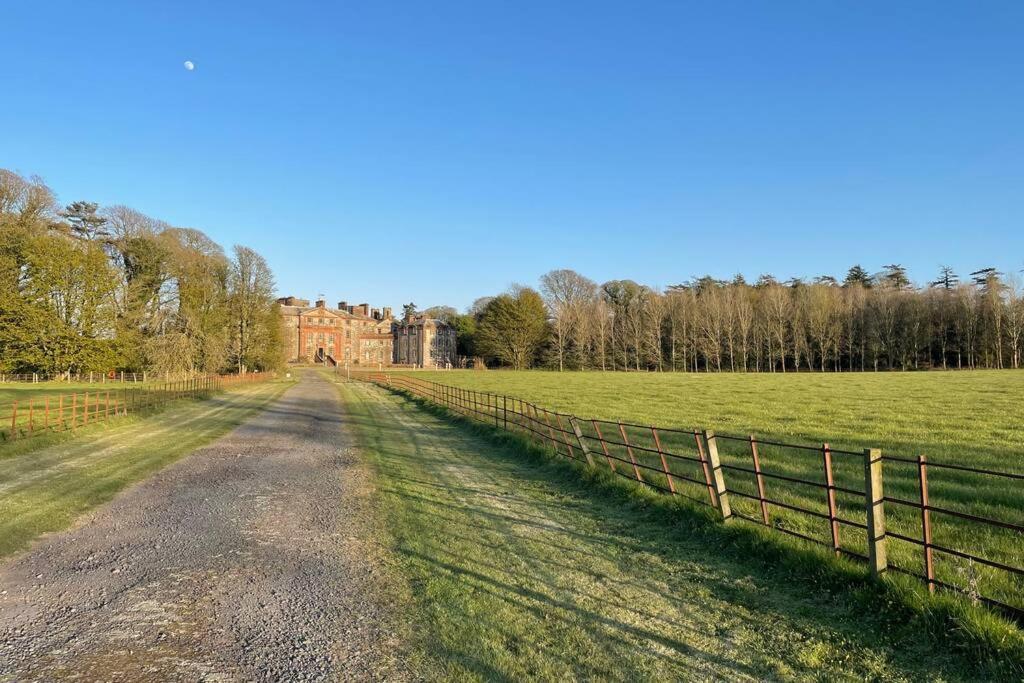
[527,265,1024,372]
[0,169,283,375]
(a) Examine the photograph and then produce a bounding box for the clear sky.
[2,1,1022,310]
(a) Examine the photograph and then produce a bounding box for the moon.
[184,60,195,71]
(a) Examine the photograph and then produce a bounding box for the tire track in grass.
[341,381,1006,681]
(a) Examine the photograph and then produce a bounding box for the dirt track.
[0,371,404,682]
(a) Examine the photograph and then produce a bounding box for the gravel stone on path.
[0,371,407,681]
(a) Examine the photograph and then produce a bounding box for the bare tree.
[540,269,598,371]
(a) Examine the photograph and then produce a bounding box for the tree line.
[426,263,1024,372]
[0,169,283,376]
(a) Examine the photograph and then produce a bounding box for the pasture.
[0,380,153,407]
[341,379,1023,678]
[393,370,1024,621]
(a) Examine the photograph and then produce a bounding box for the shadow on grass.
[355,383,1024,679]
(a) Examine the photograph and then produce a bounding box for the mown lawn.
[339,380,1024,680]
[393,370,1024,624]
[0,380,290,558]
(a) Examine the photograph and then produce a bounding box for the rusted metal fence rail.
[1,372,270,443]
[359,373,1024,621]
[0,371,155,384]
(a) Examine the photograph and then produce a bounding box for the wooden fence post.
[917,454,935,593]
[864,448,888,577]
[749,436,770,525]
[702,430,732,520]
[823,443,841,557]
[568,417,595,466]
[11,401,18,440]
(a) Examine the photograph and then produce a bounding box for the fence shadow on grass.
[342,384,1024,679]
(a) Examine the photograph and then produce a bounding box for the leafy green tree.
[228,245,281,373]
[475,287,549,369]
[452,313,478,357]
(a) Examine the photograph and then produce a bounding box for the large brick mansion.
[276,297,457,369]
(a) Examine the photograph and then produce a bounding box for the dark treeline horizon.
[420,263,1024,372]
[0,169,284,376]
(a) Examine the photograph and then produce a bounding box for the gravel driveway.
[0,371,406,681]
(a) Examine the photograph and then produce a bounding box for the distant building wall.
[393,316,457,368]
[277,297,394,366]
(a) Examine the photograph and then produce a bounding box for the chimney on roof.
[358,303,370,317]
[315,299,326,308]
[338,301,347,311]
[382,307,392,319]
[371,307,381,320]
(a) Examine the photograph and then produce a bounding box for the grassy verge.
[0,379,291,558]
[338,380,1024,680]
[393,370,1024,616]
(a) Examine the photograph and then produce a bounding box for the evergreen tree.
[843,265,872,288]
[931,266,959,290]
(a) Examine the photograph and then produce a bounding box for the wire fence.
[359,372,1024,622]
[1,372,271,442]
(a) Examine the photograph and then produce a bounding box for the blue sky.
[2,1,1022,310]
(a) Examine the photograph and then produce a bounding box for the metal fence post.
[695,432,718,509]
[702,430,732,520]
[591,420,616,472]
[651,426,675,494]
[864,448,888,577]
[617,423,644,482]
[555,414,576,459]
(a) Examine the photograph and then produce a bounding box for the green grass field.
[0,381,152,410]
[393,370,1024,621]
[0,379,290,558]
[339,380,1024,679]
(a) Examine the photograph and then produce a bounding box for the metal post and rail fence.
[1,371,158,384]
[358,372,1024,622]
[1,372,270,443]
